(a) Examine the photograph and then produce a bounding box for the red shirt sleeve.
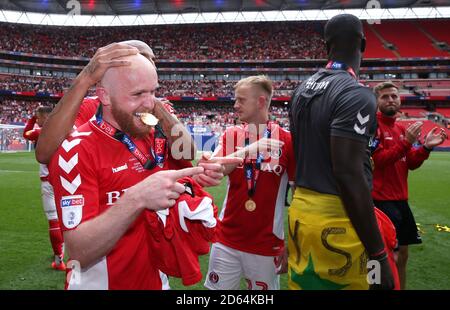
[23,116,40,142]
[75,98,99,128]
[49,135,99,231]
[372,126,412,169]
[406,146,430,170]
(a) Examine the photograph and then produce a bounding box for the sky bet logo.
[61,196,84,208]
[122,136,136,151]
[331,62,344,70]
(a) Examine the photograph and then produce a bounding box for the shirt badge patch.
[61,195,84,229]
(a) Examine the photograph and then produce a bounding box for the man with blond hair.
[204,75,295,290]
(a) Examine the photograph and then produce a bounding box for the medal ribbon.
[95,105,165,170]
[154,126,167,166]
[244,122,271,197]
[326,61,357,79]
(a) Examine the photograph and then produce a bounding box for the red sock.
[48,220,64,258]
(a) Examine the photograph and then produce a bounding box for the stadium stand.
[418,20,450,44]
[363,23,398,59]
[436,108,450,117]
[371,21,448,58]
[0,22,327,60]
[0,99,41,124]
[0,20,447,60]
[0,20,448,147]
[400,107,429,118]
[398,119,450,147]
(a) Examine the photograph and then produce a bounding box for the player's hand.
[275,247,288,274]
[153,98,176,118]
[369,257,395,290]
[79,42,139,87]
[159,98,175,110]
[245,138,284,160]
[405,122,423,144]
[194,152,243,187]
[424,127,447,149]
[129,167,204,210]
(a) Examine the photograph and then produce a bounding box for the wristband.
[423,145,433,152]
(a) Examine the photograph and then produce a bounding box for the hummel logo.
[357,112,370,125]
[354,112,370,135]
[112,163,128,173]
[62,139,82,153]
[60,174,81,195]
[71,130,92,138]
[59,154,78,174]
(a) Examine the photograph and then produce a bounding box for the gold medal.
[136,112,158,126]
[245,199,256,212]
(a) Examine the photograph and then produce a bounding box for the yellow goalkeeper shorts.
[288,187,369,290]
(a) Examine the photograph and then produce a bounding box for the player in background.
[372,81,447,289]
[204,75,295,290]
[23,106,65,271]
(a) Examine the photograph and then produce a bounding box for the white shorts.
[204,242,280,290]
[41,181,58,221]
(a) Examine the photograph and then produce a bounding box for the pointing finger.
[201,151,213,160]
[197,162,223,171]
[169,166,205,180]
[202,156,243,165]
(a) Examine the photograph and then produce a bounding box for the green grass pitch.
[0,151,449,290]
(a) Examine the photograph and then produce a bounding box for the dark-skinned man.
[288,14,394,290]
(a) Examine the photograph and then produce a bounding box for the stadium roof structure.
[0,0,448,26]
[0,0,449,15]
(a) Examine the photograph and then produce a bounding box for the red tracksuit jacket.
[372,112,430,201]
[23,116,41,142]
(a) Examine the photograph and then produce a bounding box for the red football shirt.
[50,120,173,290]
[147,177,218,286]
[74,97,99,128]
[215,123,295,256]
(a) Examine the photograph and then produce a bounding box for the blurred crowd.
[0,74,300,98]
[0,22,326,60]
[0,75,71,94]
[0,99,41,124]
[0,98,290,130]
